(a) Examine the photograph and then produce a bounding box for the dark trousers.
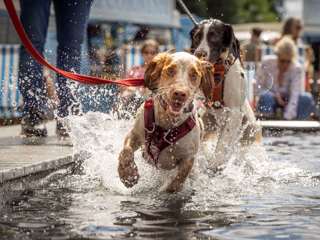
[257,92,316,120]
[18,0,92,124]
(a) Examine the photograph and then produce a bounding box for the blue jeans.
[257,92,316,120]
[18,0,92,124]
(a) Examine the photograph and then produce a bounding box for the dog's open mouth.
[168,100,185,115]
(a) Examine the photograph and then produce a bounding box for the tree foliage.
[179,0,279,24]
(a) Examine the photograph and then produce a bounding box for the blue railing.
[0,44,22,119]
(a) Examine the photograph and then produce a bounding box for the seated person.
[119,39,159,118]
[255,36,315,120]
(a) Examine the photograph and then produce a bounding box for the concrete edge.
[260,120,320,132]
[0,154,75,184]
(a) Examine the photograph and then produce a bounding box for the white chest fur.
[223,59,246,109]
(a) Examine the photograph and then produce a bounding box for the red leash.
[4,0,144,87]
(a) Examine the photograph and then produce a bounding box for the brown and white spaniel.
[118,52,214,193]
[190,19,262,171]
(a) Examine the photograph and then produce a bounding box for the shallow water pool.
[1,115,320,240]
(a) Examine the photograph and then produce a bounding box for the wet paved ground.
[0,122,73,183]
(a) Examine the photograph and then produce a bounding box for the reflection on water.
[1,113,320,240]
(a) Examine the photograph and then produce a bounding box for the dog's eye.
[166,67,176,77]
[189,72,199,83]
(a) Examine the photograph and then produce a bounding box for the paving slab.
[0,122,74,184]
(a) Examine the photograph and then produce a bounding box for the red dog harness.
[211,62,225,108]
[209,57,235,109]
[143,98,196,166]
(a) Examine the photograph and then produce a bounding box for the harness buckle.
[163,130,175,145]
[213,101,221,108]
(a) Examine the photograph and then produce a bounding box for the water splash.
[68,111,309,203]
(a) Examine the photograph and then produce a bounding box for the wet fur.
[118,52,215,192]
[190,19,262,171]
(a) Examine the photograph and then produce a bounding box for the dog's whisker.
[156,86,170,93]
[154,89,168,97]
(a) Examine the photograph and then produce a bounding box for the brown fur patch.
[144,53,172,91]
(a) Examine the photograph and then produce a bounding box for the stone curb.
[0,154,74,184]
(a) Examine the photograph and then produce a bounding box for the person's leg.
[256,92,277,118]
[18,0,51,136]
[53,0,93,120]
[296,92,316,120]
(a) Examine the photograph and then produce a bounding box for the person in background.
[282,17,304,45]
[126,39,159,80]
[119,39,159,118]
[255,36,316,120]
[281,17,316,92]
[18,0,93,139]
[242,27,264,63]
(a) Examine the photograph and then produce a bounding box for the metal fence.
[0,44,21,119]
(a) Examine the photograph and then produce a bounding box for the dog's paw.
[118,148,139,188]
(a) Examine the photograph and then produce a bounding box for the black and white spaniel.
[190,19,262,171]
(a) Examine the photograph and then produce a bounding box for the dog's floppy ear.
[189,25,200,53]
[223,23,240,60]
[144,52,171,91]
[200,61,215,103]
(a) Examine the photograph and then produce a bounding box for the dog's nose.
[173,90,187,101]
[195,49,208,59]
